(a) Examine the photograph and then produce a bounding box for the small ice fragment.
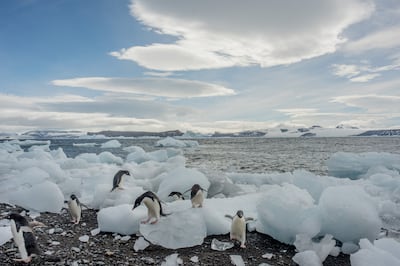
[230,255,245,266]
[262,253,274,259]
[28,212,41,219]
[79,235,89,242]
[120,235,131,242]
[134,237,150,251]
[44,250,54,255]
[51,241,60,246]
[211,238,234,251]
[161,253,182,266]
[114,234,121,240]
[48,228,55,234]
[91,228,101,236]
[190,256,199,263]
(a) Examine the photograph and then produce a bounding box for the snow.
[1,138,400,264]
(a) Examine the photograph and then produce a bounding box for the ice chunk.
[97,204,146,235]
[101,140,121,148]
[292,250,322,266]
[9,181,64,213]
[262,253,273,259]
[0,225,12,246]
[157,167,210,200]
[294,234,337,262]
[156,137,198,148]
[161,253,182,266]
[90,228,100,236]
[134,237,150,251]
[256,184,320,244]
[140,208,207,249]
[327,152,400,179]
[79,235,89,242]
[341,242,359,254]
[211,238,234,251]
[190,256,199,263]
[318,186,381,243]
[350,238,400,266]
[230,255,245,266]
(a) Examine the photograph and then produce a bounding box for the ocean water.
[49,137,400,176]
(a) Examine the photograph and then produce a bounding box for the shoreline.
[0,203,350,265]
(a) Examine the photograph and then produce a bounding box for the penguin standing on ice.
[184,184,207,208]
[168,191,185,201]
[111,170,130,192]
[6,213,41,263]
[67,194,82,224]
[225,210,254,248]
[132,191,167,224]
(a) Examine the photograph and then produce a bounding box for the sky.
[1,0,400,134]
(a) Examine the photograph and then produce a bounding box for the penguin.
[67,194,82,224]
[6,213,41,263]
[184,184,207,208]
[111,170,130,192]
[168,191,185,201]
[225,210,254,248]
[132,191,167,224]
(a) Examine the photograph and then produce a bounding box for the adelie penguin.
[132,191,168,224]
[6,213,41,263]
[225,210,254,248]
[168,191,185,201]
[67,194,82,224]
[111,170,131,192]
[184,184,207,208]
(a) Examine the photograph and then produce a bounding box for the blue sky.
[1,0,400,133]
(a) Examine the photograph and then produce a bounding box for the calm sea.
[47,137,400,176]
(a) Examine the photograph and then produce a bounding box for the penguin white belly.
[231,217,246,245]
[68,200,81,223]
[10,220,28,260]
[143,198,160,221]
[191,191,204,208]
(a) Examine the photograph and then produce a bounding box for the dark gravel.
[0,203,350,265]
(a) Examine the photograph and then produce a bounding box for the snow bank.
[101,140,121,148]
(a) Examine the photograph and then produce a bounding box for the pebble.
[48,228,55,234]
[79,235,90,242]
[71,247,81,252]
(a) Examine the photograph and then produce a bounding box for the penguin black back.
[7,213,29,231]
[111,170,130,192]
[133,191,167,216]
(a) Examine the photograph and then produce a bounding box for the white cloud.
[349,73,381,82]
[331,94,400,112]
[344,25,400,53]
[52,77,235,98]
[331,61,400,82]
[110,0,374,71]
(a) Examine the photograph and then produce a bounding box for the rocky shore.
[0,203,350,265]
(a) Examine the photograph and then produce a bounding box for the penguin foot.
[240,244,246,248]
[150,219,158,224]
[14,256,32,263]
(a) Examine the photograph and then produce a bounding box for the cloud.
[332,61,400,82]
[344,25,400,53]
[109,0,374,71]
[331,94,400,112]
[52,77,235,98]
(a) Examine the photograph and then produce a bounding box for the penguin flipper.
[245,217,255,222]
[225,214,234,220]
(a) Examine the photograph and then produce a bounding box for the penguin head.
[70,194,77,200]
[6,213,28,226]
[120,170,130,176]
[236,210,244,218]
[132,191,156,210]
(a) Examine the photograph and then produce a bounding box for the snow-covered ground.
[0,136,400,265]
